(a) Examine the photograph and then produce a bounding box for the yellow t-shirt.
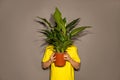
[42,45,81,80]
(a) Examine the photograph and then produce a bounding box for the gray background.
[0,0,120,80]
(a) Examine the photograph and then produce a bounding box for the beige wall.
[0,0,120,80]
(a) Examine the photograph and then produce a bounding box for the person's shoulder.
[67,45,78,50]
[45,45,54,50]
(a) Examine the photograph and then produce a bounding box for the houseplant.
[37,8,91,67]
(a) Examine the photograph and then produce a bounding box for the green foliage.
[37,8,91,53]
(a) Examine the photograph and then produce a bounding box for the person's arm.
[64,53,80,70]
[42,53,55,69]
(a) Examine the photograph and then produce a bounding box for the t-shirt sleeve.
[42,46,54,62]
[67,45,81,63]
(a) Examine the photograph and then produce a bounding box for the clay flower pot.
[54,53,66,67]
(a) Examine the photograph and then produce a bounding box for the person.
[42,45,81,80]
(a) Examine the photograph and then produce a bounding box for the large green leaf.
[53,8,66,35]
[57,33,65,42]
[37,16,53,28]
[40,30,51,37]
[66,18,80,32]
[70,26,91,37]
[63,17,67,25]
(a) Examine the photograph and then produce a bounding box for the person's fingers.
[64,53,71,61]
[53,59,56,61]
[64,54,68,60]
[64,53,68,58]
[64,57,66,59]
[53,56,55,59]
[50,53,56,62]
[51,53,55,57]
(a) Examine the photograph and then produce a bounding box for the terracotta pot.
[54,53,66,67]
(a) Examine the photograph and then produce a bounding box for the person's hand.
[64,52,71,61]
[49,53,56,63]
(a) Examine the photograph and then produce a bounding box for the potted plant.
[37,8,91,67]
